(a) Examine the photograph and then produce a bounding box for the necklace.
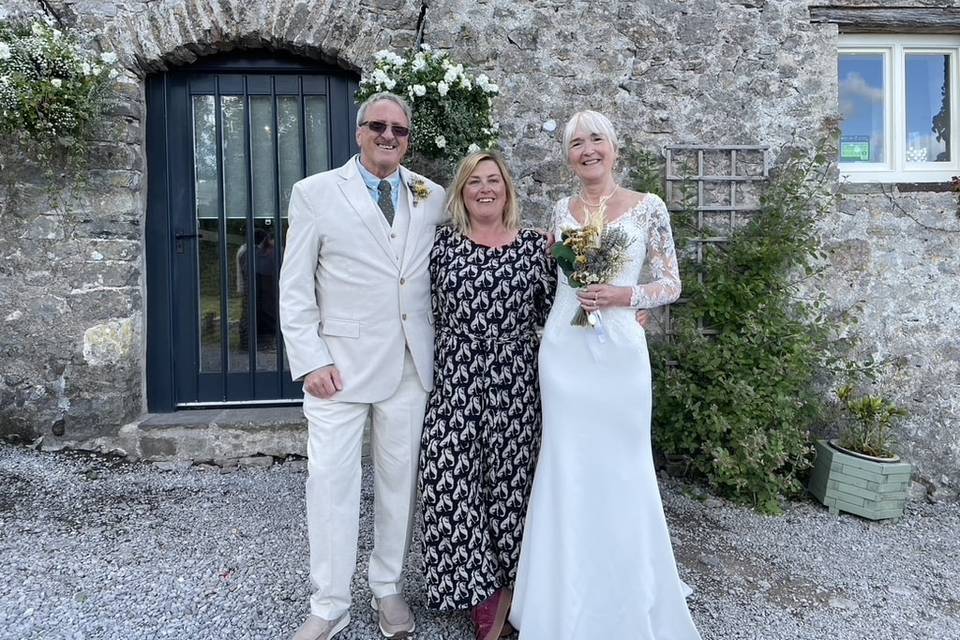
[579,184,619,208]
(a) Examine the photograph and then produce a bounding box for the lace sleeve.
[630,196,681,309]
[550,197,570,235]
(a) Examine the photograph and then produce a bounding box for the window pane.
[198,218,222,373]
[227,218,248,372]
[905,53,951,163]
[192,95,218,219]
[278,96,304,216]
[221,96,249,218]
[250,96,277,219]
[253,219,279,371]
[305,96,329,176]
[838,53,885,163]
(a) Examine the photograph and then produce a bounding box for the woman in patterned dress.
[418,151,555,640]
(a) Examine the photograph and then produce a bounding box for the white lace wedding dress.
[510,194,701,640]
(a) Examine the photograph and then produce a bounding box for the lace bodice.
[545,194,681,341]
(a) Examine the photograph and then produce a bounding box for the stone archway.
[3,0,425,454]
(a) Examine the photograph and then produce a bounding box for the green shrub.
[638,141,838,514]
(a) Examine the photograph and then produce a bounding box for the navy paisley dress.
[419,225,556,610]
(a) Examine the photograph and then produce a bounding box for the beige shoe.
[290,612,350,640]
[370,594,416,638]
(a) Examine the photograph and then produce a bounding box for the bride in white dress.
[509,110,702,640]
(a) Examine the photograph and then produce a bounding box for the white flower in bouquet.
[467,143,481,153]
[80,62,91,76]
[435,135,447,149]
[437,81,449,96]
[50,78,62,88]
[100,51,117,64]
[412,84,426,97]
[0,43,11,61]
[108,68,118,79]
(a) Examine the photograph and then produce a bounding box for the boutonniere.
[408,177,431,207]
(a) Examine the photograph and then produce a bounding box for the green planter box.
[808,439,911,521]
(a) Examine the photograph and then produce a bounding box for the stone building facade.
[0,0,957,495]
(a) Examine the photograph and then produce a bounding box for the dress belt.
[437,326,536,345]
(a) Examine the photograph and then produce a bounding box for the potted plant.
[808,385,912,520]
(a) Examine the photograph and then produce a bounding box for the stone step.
[132,407,308,461]
[43,407,375,464]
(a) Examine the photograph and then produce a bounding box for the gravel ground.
[1,442,958,640]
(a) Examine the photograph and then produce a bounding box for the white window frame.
[839,34,960,183]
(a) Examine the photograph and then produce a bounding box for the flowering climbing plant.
[356,44,500,162]
[0,13,117,163]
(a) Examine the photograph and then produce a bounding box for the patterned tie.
[377,179,395,226]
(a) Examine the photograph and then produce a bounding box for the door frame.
[145,51,359,412]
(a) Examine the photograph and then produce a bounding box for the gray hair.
[562,110,619,156]
[356,92,413,129]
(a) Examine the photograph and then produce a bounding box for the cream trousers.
[302,348,427,619]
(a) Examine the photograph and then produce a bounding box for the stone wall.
[0,0,956,493]
[820,186,960,494]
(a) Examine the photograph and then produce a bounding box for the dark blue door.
[146,52,359,410]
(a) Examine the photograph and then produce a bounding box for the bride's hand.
[577,284,632,313]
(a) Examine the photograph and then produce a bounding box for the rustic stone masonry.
[0,0,956,496]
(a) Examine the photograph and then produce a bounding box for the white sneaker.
[371,594,416,638]
[289,612,350,640]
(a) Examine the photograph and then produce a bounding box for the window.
[839,34,959,183]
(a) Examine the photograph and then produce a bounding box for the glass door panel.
[166,66,356,406]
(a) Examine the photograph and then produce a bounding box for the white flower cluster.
[0,14,119,157]
[357,43,501,160]
[474,73,499,95]
[364,44,500,104]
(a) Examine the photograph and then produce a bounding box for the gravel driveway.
[1,443,957,640]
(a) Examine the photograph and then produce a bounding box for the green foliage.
[836,385,907,459]
[355,45,499,164]
[635,139,840,514]
[0,13,116,166]
[622,142,666,200]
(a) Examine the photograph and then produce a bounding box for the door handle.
[175,230,199,254]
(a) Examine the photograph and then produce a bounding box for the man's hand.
[304,365,343,399]
[636,310,651,328]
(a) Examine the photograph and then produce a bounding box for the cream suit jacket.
[279,156,446,403]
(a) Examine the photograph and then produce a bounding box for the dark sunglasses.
[360,120,410,138]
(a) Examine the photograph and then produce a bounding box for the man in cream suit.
[280,92,445,640]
